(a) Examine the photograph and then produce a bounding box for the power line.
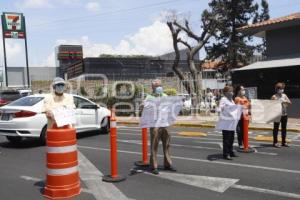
[31,0,187,27]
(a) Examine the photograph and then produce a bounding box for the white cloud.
[41,52,55,67]
[16,0,52,9]
[85,1,100,13]
[59,0,81,5]
[41,20,174,66]
[0,39,25,67]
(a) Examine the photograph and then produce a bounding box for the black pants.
[222,130,235,157]
[273,115,288,145]
[236,119,244,146]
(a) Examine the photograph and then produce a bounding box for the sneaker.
[230,153,238,157]
[238,145,243,149]
[151,168,159,175]
[164,166,177,172]
[223,155,233,160]
[273,143,281,148]
[282,143,290,147]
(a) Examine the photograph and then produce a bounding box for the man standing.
[146,79,176,175]
[44,77,75,129]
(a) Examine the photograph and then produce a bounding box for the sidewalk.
[117,115,300,133]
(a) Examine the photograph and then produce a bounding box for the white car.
[0,94,111,144]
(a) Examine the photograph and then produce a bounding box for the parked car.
[0,90,21,106]
[0,94,111,144]
[17,89,32,97]
[0,89,32,106]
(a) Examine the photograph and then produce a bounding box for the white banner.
[140,96,183,128]
[215,105,243,131]
[52,106,76,127]
[251,99,282,123]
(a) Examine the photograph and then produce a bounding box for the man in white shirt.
[43,77,75,129]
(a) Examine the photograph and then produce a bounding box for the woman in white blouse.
[216,86,242,160]
[271,82,292,148]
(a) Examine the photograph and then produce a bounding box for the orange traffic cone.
[102,109,126,182]
[44,124,81,199]
[135,128,149,167]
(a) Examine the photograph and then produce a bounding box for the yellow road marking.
[178,132,207,137]
[255,135,291,143]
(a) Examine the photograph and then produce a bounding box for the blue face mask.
[155,86,163,95]
[54,84,65,94]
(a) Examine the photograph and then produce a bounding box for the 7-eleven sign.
[2,12,25,39]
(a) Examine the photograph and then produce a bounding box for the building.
[56,45,83,78]
[233,12,300,117]
[0,67,57,88]
[65,50,201,80]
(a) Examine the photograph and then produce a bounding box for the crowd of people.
[44,77,292,174]
[216,82,291,160]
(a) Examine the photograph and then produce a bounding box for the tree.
[166,11,217,109]
[205,0,260,71]
[253,0,270,57]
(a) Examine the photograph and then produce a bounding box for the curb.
[117,121,300,133]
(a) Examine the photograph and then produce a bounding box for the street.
[0,125,300,200]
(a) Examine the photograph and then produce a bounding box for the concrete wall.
[7,67,27,87]
[4,67,57,87]
[266,25,300,59]
[29,67,57,81]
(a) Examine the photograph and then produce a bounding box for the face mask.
[241,90,246,96]
[225,92,233,99]
[277,89,284,94]
[54,84,65,94]
[155,86,163,95]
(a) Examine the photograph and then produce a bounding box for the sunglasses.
[56,83,65,87]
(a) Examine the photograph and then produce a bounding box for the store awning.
[234,57,300,71]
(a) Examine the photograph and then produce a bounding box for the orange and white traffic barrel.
[44,125,81,199]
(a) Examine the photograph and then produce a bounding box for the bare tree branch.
[167,22,192,94]
[174,20,201,41]
[178,38,192,50]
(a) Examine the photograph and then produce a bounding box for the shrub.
[164,88,177,96]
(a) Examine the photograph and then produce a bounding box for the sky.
[1,0,300,67]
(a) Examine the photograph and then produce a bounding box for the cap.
[52,77,66,86]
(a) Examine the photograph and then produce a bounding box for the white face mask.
[241,90,246,96]
[278,89,284,94]
[54,84,65,94]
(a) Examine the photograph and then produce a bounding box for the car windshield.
[0,91,20,101]
[8,96,44,106]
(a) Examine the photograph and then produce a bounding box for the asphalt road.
[0,126,300,200]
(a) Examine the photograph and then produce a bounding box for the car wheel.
[6,136,22,144]
[39,125,48,145]
[100,117,110,134]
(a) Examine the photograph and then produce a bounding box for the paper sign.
[140,96,183,128]
[52,106,76,127]
[215,104,243,131]
[251,99,282,123]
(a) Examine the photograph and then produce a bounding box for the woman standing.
[216,86,242,160]
[271,82,292,148]
[234,85,250,149]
